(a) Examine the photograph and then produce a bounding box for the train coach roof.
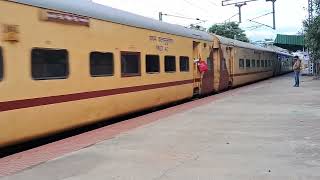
[274,51,293,57]
[10,0,213,41]
[214,35,275,53]
[278,52,293,56]
[267,46,293,57]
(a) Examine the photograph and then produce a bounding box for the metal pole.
[235,3,246,23]
[308,0,313,23]
[307,0,313,75]
[266,0,276,29]
[159,12,163,21]
[238,5,242,23]
[272,0,276,29]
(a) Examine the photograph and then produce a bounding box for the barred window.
[165,56,176,72]
[261,60,265,67]
[0,48,3,81]
[121,52,140,77]
[239,59,244,68]
[179,56,189,72]
[32,48,68,80]
[252,59,256,68]
[269,60,272,67]
[246,59,251,68]
[90,52,114,77]
[146,55,160,73]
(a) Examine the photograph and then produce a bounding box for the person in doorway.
[293,56,302,87]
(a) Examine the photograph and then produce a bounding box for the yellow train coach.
[213,35,280,87]
[0,0,291,148]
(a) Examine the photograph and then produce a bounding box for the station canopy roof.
[274,34,305,51]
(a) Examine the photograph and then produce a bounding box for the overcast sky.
[92,0,307,42]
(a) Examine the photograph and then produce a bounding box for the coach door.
[201,48,214,95]
[192,41,201,94]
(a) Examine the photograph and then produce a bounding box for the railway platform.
[1,74,320,180]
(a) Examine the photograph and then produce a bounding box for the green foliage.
[208,22,249,42]
[304,4,320,63]
[316,1,320,15]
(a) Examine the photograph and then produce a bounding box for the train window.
[165,56,176,72]
[146,55,160,73]
[266,60,269,67]
[261,60,265,67]
[239,59,244,68]
[257,60,261,67]
[269,60,272,67]
[32,48,68,80]
[180,56,189,72]
[252,59,256,68]
[90,52,114,77]
[0,48,3,81]
[121,52,140,77]
[246,59,251,68]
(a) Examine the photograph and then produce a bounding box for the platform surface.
[1,74,320,180]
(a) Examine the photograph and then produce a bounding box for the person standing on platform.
[293,56,302,87]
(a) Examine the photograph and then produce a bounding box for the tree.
[304,17,320,61]
[304,2,320,75]
[316,1,320,14]
[208,22,249,42]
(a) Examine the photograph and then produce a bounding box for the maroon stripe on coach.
[231,70,273,77]
[0,79,199,112]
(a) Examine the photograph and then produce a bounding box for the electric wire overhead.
[159,0,216,28]
[247,12,274,30]
[221,0,277,29]
[222,0,259,23]
[159,12,207,23]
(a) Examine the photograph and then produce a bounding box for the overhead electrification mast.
[222,0,277,29]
